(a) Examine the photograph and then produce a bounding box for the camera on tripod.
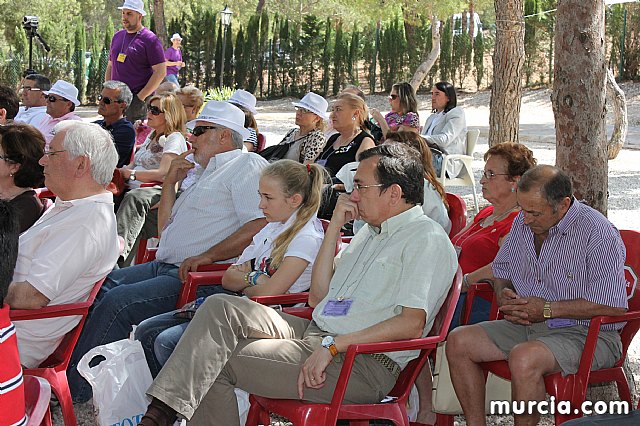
[21,15,50,76]
[22,16,39,31]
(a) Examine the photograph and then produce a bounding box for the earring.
[352,116,356,121]
[511,187,516,193]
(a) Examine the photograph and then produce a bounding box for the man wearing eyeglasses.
[68,100,268,403]
[38,80,82,147]
[93,80,135,167]
[15,74,50,127]
[6,121,120,369]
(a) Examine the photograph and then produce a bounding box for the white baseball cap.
[171,33,183,41]
[187,101,250,140]
[292,92,329,120]
[118,0,147,16]
[228,89,257,114]
[44,80,80,106]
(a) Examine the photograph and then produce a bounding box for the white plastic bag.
[77,339,153,426]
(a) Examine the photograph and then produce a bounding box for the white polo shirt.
[14,106,48,128]
[12,192,120,368]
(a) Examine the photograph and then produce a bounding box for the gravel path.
[55,85,640,425]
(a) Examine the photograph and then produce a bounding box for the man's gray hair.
[230,130,244,149]
[54,122,118,186]
[102,80,133,107]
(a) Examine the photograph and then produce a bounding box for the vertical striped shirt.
[493,198,628,331]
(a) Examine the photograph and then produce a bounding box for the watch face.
[322,336,333,347]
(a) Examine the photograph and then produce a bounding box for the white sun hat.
[292,92,329,120]
[187,100,250,140]
[43,80,80,106]
[170,33,183,42]
[118,0,147,16]
[228,89,257,115]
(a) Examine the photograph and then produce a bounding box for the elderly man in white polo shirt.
[6,121,120,368]
[37,80,82,147]
[69,101,269,403]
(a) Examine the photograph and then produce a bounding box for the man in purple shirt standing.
[447,165,628,426]
[164,33,184,86]
[106,0,166,122]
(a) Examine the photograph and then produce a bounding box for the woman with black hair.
[421,81,467,177]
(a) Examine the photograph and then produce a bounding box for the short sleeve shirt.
[312,206,458,367]
[165,47,182,75]
[130,132,187,188]
[109,28,166,94]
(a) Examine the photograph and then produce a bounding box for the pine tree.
[214,20,223,87]
[440,17,453,83]
[100,19,115,83]
[235,27,247,88]
[224,23,234,88]
[86,26,101,103]
[332,20,346,95]
[474,30,484,89]
[258,12,269,96]
[73,21,86,104]
[348,28,359,86]
[321,18,332,96]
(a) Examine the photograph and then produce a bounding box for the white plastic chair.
[438,129,480,213]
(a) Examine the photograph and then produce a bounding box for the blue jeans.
[134,287,236,376]
[449,292,492,332]
[67,261,221,402]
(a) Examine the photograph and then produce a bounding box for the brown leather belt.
[370,353,401,378]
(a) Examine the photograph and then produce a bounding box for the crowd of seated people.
[3,72,631,426]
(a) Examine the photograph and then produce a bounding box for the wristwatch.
[321,336,339,357]
[543,301,553,319]
[129,170,137,182]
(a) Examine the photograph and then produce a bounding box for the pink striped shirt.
[493,198,628,331]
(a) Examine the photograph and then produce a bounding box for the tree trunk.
[489,0,525,147]
[256,0,266,13]
[469,1,476,42]
[409,17,440,92]
[606,68,628,160]
[152,0,167,47]
[553,0,607,214]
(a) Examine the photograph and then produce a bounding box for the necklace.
[480,205,520,228]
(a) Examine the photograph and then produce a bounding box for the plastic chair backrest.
[24,375,52,426]
[445,193,467,237]
[466,129,480,156]
[34,187,55,199]
[257,133,266,152]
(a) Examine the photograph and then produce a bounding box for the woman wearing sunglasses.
[262,92,328,163]
[370,81,420,139]
[115,94,188,263]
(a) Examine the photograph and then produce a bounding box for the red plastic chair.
[445,192,467,238]
[444,230,640,425]
[34,187,55,199]
[10,278,105,426]
[246,267,463,426]
[256,133,266,152]
[24,375,53,426]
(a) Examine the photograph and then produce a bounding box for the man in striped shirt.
[447,165,628,426]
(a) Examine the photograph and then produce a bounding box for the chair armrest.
[140,181,163,188]
[346,335,444,356]
[252,292,309,306]
[11,302,92,320]
[196,263,232,272]
[282,306,314,319]
[176,270,226,307]
[575,310,640,380]
[442,154,473,162]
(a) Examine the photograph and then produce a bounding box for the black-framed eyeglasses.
[98,95,123,105]
[482,170,510,180]
[388,94,399,100]
[148,105,164,116]
[295,106,311,114]
[0,154,16,163]
[46,95,68,103]
[350,183,385,193]
[21,86,42,92]
[43,149,66,157]
[191,125,218,136]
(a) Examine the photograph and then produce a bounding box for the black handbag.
[258,142,292,161]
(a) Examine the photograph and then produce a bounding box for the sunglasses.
[191,125,218,136]
[46,95,69,103]
[148,105,164,116]
[98,95,123,105]
[388,94,399,100]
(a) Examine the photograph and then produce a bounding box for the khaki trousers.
[147,295,397,425]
